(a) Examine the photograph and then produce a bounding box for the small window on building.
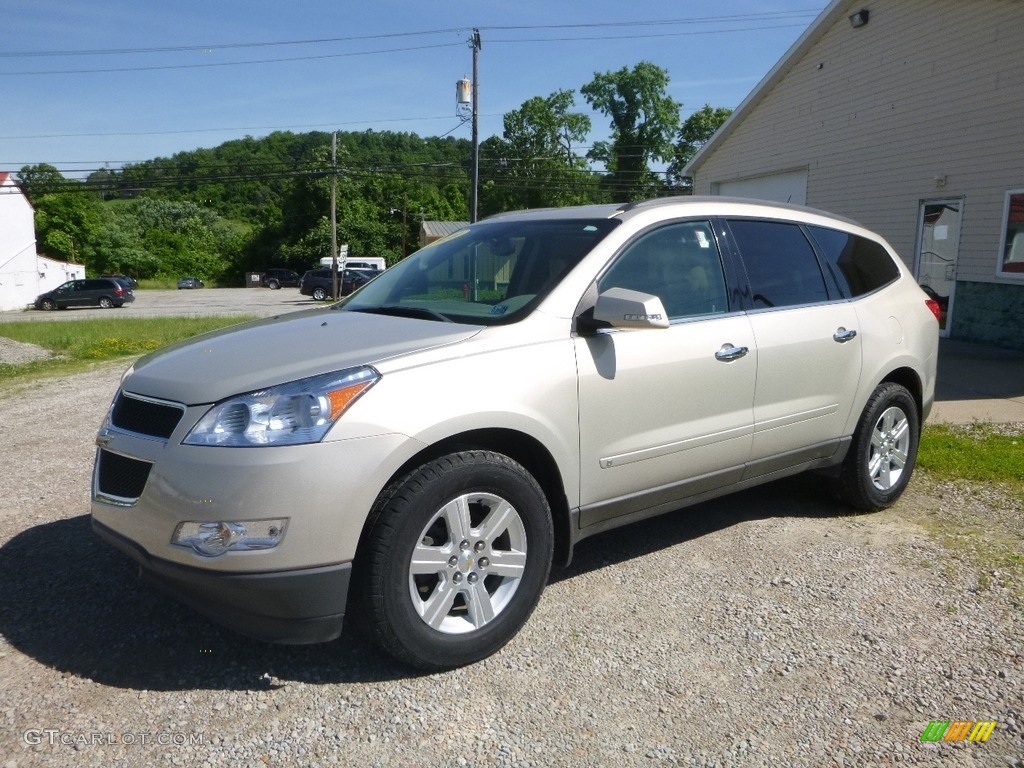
[998,190,1024,277]
[806,226,900,297]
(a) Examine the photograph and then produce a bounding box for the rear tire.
[312,287,327,301]
[356,450,553,671]
[98,297,113,308]
[835,382,919,511]
[268,279,280,290]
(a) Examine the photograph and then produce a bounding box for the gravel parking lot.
[0,286,316,323]
[0,291,1022,767]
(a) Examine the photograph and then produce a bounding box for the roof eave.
[682,0,856,177]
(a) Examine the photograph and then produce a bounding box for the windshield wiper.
[349,305,452,323]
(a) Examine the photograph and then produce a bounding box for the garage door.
[715,170,808,206]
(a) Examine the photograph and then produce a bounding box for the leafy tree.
[25,172,103,266]
[15,163,72,201]
[580,62,681,200]
[667,105,733,191]
[480,90,597,214]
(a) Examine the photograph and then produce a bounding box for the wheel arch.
[355,427,573,572]
[877,366,924,426]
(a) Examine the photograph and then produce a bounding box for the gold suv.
[91,198,939,670]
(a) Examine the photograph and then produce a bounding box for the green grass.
[918,423,1024,495]
[916,422,1024,608]
[0,315,256,389]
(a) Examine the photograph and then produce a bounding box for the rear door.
[723,219,861,470]
[575,220,756,528]
[68,280,92,307]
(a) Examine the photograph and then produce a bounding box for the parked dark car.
[101,273,139,288]
[261,269,301,289]
[34,278,134,310]
[299,268,375,301]
[177,276,204,289]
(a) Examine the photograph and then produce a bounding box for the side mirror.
[592,287,670,330]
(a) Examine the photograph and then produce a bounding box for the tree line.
[16,62,730,284]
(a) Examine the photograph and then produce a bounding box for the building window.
[998,189,1024,277]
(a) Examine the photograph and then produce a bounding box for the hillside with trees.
[16,62,730,284]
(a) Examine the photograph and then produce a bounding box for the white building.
[0,172,84,312]
[684,0,1024,349]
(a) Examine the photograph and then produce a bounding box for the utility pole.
[469,28,481,223]
[331,131,339,299]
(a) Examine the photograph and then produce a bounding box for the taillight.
[925,299,941,321]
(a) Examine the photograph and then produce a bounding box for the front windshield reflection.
[336,218,618,325]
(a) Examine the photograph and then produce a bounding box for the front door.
[915,200,962,336]
[575,220,756,529]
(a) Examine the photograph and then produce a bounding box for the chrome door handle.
[715,344,749,362]
[833,327,858,343]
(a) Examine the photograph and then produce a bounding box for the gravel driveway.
[0,310,1022,767]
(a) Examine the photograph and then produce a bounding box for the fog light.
[172,519,287,557]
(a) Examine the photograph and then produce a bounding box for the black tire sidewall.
[365,451,553,670]
[313,287,326,301]
[843,383,919,510]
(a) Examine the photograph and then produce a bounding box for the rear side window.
[728,220,828,308]
[807,226,900,297]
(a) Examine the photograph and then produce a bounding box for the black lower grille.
[97,449,153,499]
[111,392,184,439]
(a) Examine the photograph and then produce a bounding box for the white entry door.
[914,200,962,337]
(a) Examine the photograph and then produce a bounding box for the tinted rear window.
[728,220,829,308]
[807,226,900,297]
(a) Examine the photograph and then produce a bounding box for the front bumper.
[93,519,351,644]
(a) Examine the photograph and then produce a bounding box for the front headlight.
[183,366,379,447]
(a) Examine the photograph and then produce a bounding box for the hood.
[123,308,481,404]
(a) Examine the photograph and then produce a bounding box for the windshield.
[334,218,619,325]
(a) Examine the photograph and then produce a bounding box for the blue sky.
[1,1,829,177]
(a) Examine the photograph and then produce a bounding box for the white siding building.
[685,0,1024,349]
[0,172,84,312]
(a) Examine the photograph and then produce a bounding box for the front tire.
[40,299,56,311]
[835,382,919,511]
[356,451,553,671]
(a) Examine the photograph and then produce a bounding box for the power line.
[0,11,822,60]
[0,42,466,76]
[0,12,820,76]
[0,29,469,58]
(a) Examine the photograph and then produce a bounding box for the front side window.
[728,220,829,308]
[597,221,729,320]
[338,218,619,325]
[807,226,899,297]
[998,190,1024,277]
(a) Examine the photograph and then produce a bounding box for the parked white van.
[318,256,386,271]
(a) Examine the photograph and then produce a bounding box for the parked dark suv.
[34,278,135,310]
[299,268,375,300]
[261,269,301,289]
